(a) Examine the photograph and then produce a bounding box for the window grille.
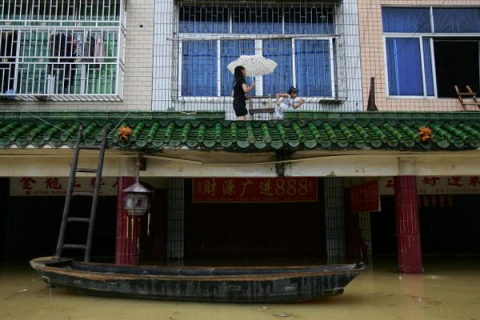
[0,0,125,101]
[153,0,362,117]
[324,177,346,264]
[176,2,337,99]
[166,178,185,260]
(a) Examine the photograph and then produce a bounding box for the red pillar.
[394,176,423,274]
[115,176,139,265]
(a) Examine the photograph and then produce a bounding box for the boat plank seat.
[455,85,480,110]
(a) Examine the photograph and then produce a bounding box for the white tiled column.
[152,0,175,110]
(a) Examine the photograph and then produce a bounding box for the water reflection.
[0,257,479,320]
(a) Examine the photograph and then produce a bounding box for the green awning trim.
[1,111,480,152]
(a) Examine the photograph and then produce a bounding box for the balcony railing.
[0,0,125,101]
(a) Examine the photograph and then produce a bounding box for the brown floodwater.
[1,257,479,320]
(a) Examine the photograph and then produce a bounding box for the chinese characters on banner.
[193,178,318,203]
[350,181,380,213]
[379,176,480,195]
[11,177,118,196]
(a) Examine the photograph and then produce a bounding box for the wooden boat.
[30,256,364,303]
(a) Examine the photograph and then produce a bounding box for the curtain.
[422,38,434,96]
[232,7,282,34]
[179,6,229,34]
[382,8,431,33]
[220,40,255,96]
[284,7,334,35]
[386,38,423,96]
[295,40,332,96]
[181,41,217,96]
[263,39,293,96]
[433,8,480,33]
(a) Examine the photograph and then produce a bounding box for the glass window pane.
[386,38,423,96]
[181,41,217,96]
[433,8,480,33]
[422,38,434,96]
[263,40,293,96]
[284,6,335,34]
[295,40,332,96]
[220,40,255,96]
[382,8,431,33]
[232,7,282,34]
[179,6,229,33]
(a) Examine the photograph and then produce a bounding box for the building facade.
[1,0,480,274]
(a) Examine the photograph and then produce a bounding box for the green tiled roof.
[1,111,480,151]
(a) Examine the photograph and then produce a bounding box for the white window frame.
[383,6,480,99]
[174,3,339,103]
[176,34,337,102]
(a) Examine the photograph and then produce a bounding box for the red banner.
[193,177,317,203]
[351,180,381,212]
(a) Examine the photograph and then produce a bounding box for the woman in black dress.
[232,66,256,120]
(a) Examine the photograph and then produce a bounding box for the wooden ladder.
[455,85,480,110]
[54,125,108,262]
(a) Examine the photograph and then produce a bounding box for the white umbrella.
[227,55,278,77]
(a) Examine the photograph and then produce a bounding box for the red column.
[115,176,138,265]
[394,176,423,273]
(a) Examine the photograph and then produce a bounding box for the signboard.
[379,176,480,195]
[193,177,318,203]
[10,177,119,196]
[351,180,380,212]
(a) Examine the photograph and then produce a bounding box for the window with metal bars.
[176,2,337,99]
[0,0,125,101]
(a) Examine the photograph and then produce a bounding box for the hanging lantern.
[123,155,152,217]
[124,183,151,216]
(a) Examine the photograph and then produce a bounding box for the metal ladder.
[54,125,108,262]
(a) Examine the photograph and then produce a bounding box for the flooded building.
[356,0,480,271]
[0,0,479,276]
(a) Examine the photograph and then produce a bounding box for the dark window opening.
[434,39,480,98]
